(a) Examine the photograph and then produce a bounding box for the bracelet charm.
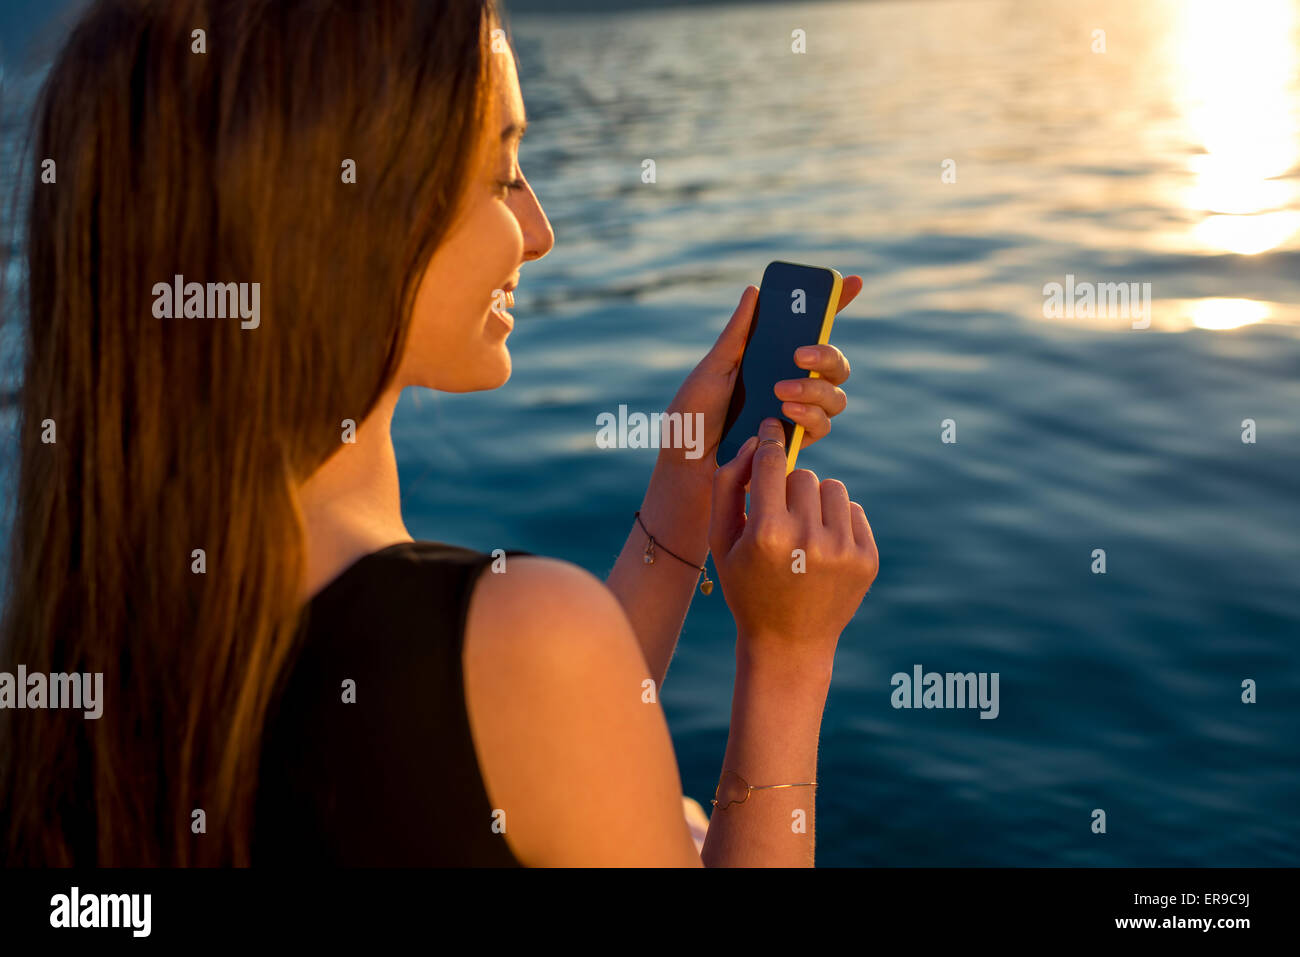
[634,510,713,595]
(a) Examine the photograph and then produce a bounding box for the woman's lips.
[491,287,515,328]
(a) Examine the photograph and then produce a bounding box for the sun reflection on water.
[1186,297,1273,330]
[1174,0,1300,258]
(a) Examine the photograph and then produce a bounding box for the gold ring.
[757,437,784,450]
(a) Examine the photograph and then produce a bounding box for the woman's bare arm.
[700,646,831,866]
[604,452,712,689]
[464,556,702,866]
[465,555,839,867]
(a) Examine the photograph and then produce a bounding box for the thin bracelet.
[711,769,818,811]
[633,510,713,596]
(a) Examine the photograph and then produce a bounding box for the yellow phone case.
[784,266,843,475]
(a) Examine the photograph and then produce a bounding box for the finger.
[836,275,863,313]
[780,402,830,447]
[786,468,822,528]
[793,343,852,386]
[774,376,847,416]
[698,284,759,376]
[819,479,851,536]
[709,435,759,557]
[748,417,789,518]
[850,501,875,552]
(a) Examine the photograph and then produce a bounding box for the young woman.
[0,0,877,867]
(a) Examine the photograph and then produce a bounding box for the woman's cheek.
[492,201,525,260]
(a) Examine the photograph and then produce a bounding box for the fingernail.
[796,347,817,363]
[742,435,758,451]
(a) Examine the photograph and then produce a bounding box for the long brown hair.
[0,0,505,865]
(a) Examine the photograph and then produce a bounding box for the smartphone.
[716,261,843,474]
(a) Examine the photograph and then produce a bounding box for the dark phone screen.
[716,261,836,465]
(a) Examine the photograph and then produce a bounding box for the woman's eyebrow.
[500,120,528,142]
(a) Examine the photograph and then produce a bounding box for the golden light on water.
[1173,0,1300,256]
[1186,297,1273,330]
[1194,210,1300,255]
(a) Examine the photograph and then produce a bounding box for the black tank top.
[253,540,533,866]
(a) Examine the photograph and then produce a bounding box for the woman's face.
[397,48,553,392]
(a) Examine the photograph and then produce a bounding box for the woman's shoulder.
[460,552,695,866]
[282,538,695,865]
[301,538,535,621]
[460,548,639,690]
[464,550,618,630]
[300,538,632,691]
[308,538,602,612]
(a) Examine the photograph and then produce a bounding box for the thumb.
[698,285,758,376]
[709,434,759,559]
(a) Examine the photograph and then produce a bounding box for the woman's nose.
[520,188,554,263]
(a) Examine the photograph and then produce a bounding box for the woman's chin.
[486,352,511,389]
[406,348,511,393]
[483,342,511,387]
[457,349,512,392]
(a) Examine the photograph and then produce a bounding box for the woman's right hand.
[708,417,879,674]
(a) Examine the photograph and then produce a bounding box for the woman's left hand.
[661,276,863,481]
